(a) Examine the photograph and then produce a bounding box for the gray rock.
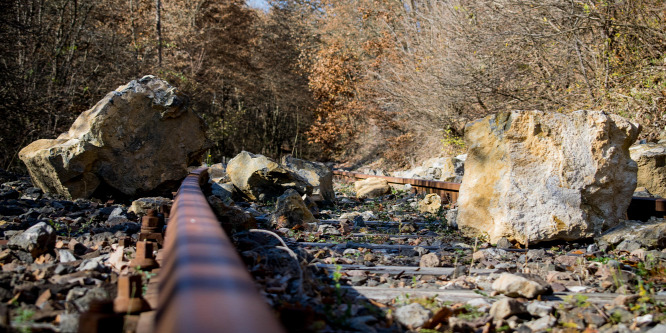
[129,197,173,215]
[227,151,312,202]
[58,249,77,263]
[597,219,666,249]
[496,237,512,249]
[527,249,546,260]
[343,249,361,256]
[525,315,556,332]
[466,298,491,312]
[270,189,317,229]
[489,298,528,321]
[77,255,108,272]
[67,287,109,312]
[210,182,235,203]
[106,207,129,225]
[445,208,458,228]
[58,313,80,333]
[208,163,227,182]
[616,239,643,252]
[646,324,666,333]
[348,315,378,333]
[527,301,553,318]
[318,224,340,235]
[281,155,335,202]
[394,303,432,328]
[8,222,56,258]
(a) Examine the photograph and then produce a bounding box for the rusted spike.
[118,236,133,248]
[78,300,123,333]
[141,210,161,232]
[114,275,150,314]
[140,209,164,246]
[129,241,158,270]
[159,204,171,219]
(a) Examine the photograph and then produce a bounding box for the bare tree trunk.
[156,0,162,67]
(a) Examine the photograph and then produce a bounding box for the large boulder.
[226,151,312,202]
[280,155,334,202]
[629,143,666,197]
[19,76,208,199]
[458,110,640,244]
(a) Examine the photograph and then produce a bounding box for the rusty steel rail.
[334,170,666,220]
[155,168,285,333]
[333,170,461,204]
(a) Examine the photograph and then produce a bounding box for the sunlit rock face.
[458,110,640,244]
[19,76,208,199]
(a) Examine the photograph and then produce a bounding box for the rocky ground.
[0,170,665,332]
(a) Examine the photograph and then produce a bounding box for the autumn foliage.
[1,0,665,170]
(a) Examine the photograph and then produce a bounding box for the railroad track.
[103,168,666,333]
[333,170,666,220]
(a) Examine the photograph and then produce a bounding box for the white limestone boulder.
[458,110,640,244]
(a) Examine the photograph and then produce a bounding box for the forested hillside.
[1,0,665,171]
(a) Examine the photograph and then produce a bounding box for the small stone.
[318,224,340,235]
[58,250,77,263]
[419,253,440,268]
[630,248,646,260]
[58,313,80,333]
[496,237,512,249]
[343,249,361,256]
[612,294,640,307]
[413,246,428,256]
[489,298,527,321]
[466,298,491,312]
[8,222,56,258]
[616,240,643,252]
[67,287,109,312]
[527,301,553,318]
[492,273,550,299]
[646,324,666,333]
[452,265,469,278]
[525,315,556,332]
[445,209,458,228]
[394,303,432,328]
[608,307,634,323]
[526,249,546,260]
[417,194,441,214]
[129,197,173,215]
[634,314,654,326]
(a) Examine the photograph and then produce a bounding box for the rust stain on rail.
[155,167,285,333]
